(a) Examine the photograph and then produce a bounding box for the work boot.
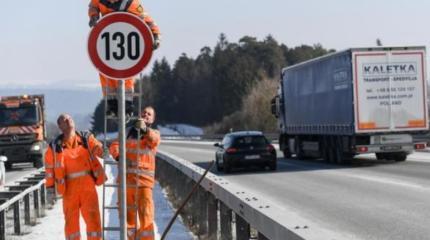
[106,99,118,117]
[125,100,134,118]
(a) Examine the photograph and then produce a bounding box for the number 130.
[101,32,140,61]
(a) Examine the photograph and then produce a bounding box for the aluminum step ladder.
[101,75,145,240]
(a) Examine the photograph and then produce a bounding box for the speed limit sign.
[88,12,154,79]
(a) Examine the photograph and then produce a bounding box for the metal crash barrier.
[156,150,335,240]
[0,170,46,240]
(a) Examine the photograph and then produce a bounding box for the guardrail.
[161,133,279,142]
[156,150,335,240]
[0,170,46,240]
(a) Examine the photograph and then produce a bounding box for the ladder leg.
[102,84,108,240]
[133,75,144,239]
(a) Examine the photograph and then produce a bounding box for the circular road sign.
[88,12,154,79]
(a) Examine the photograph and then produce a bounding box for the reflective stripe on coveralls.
[66,170,92,180]
[126,149,154,156]
[127,168,155,178]
[87,231,103,238]
[66,231,80,240]
[137,230,155,240]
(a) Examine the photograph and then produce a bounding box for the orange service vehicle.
[0,95,46,169]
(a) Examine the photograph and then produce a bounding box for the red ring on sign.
[88,12,154,79]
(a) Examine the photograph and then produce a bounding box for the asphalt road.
[5,163,38,184]
[159,140,430,240]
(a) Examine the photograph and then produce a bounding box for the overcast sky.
[0,0,428,88]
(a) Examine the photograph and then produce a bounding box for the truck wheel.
[269,161,277,171]
[376,153,387,160]
[4,162,12,171]
[295,138,304,160]
[216,158,223,172]
[327,137,337,164]
[224,160,232,173]
[283,149,291,158]
[321,138,330,163]
[34,157,44,169]
[392,152,408,162]
[334,144,343,164]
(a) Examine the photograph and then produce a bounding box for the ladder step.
[104,205,137,210]
[105,183,119,187]
[104,160,118,165]
[104,227,121,232]
[104,184,140,188]
[104,205,119,210]
[106,116,140,121]
[106,92,142,97]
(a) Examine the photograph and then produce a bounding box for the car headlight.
[31,144,41,151]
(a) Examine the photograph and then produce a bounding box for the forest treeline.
[92,34,334,134]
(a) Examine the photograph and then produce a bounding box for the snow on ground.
[16,156,193,240]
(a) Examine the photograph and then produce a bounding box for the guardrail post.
[197,187,208,237]
[220,202,232,240]
[235,214,250,240]
[207,194,218,240]
[13,201,21,234]
[40,184,46,215]
[188,180,198,230]
[0,210,5,240]
[24,194,31,225]
[258,232,270,240]
[33,189,40,218]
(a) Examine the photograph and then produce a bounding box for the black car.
[214,131,277,173]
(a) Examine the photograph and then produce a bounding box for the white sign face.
[96,22,146,70]
[88,12,154,79]
[353,50,428,133]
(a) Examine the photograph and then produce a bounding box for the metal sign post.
[118,80,127,240]
[87,12,154,240]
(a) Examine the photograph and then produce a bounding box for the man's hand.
[47,187,56,205]
[89,16,99,28]
[153,35,161,50]
[134,118,147,133]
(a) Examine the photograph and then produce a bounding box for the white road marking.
[162,143,430,191]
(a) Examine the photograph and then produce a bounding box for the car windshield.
[232,135,268,148]
[0,106,39,127]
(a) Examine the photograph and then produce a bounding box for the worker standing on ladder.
[44,114,107,240]
[88,0,161,117]
[110,106,160,240]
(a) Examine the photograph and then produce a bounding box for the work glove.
[46,187,56,206]
[89,16,99,28]
[153,35,161,50]
[134,118,148,134]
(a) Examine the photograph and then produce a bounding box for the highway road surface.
[5,163,38,185]
[160,140,430,240]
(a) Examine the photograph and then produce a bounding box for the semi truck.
[271,46,429,163]
[0,95,46,169]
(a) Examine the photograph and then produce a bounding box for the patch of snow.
[161,124,203,136]
[16,156,193,240]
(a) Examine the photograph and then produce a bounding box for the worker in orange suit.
[110,106,160,240]
[88,0,161,117]
[44,114,107,240]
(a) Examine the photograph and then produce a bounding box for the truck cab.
[0,95,46,169]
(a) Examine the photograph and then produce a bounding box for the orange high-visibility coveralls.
[45,132,106,240]
[110,127,160,240]
[88,0,161,97]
